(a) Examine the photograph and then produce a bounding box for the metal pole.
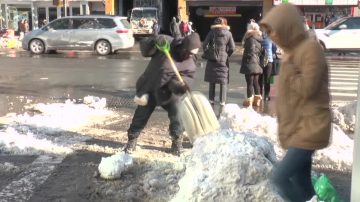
[64,0,67,17]
[351,66,360,201]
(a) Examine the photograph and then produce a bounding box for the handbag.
[202,33,218,61]
[272,57,280,76]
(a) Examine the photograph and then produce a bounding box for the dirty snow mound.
[98,152,133,179]
[172,130,283,202]
[219,104,353,171]
[331,101,356,132]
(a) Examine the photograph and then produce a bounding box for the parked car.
[22,15,135,55]
[315,16,360,51]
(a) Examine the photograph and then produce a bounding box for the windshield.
[324,17,347,30]
[131,9,157,20]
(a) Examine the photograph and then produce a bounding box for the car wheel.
[29,39,45,54]
[95,40,111,56]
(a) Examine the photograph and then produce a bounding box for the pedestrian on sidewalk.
[240,21,263,107]
[260,3,331,202]
[124,33,201,156]
[259,31,275,101]
[170,17,181,39]
[203,17,235,115]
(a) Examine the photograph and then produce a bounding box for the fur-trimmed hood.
[244,30,262,41]
[210,24,230,30]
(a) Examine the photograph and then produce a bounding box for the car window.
[120,19,131,29]
[72,19,96,29]
[48,19,70,30]
[340,18,360,29]
[97,18,117,28]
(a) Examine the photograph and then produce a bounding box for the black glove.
[169,80,189,95]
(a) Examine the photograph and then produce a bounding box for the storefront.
[186,0,263,41]
[0,0,105,32]
[273,0,358,28]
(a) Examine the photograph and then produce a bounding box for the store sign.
[273,0,357,5]
[209,7,236,15]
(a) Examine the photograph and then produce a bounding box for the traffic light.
[53,0,63,7]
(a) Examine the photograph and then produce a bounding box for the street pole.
[64,0,67,17]
[351,70,360,201]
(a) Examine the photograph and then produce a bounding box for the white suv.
[315,16,360,51]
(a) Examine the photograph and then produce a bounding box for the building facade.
[0,0,105,31]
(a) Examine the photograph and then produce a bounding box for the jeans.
[127,93,183,140]
[271,148,316,202]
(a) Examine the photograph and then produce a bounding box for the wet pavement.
[0,44,359,117]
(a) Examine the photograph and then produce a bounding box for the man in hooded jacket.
[260,4,331,202]
[124,33,201,156]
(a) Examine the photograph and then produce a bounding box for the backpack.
[180,22,189,33]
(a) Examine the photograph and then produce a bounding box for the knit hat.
[182,33,201,51]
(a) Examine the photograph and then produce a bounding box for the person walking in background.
[259,31,275,101]
[260,3,331,202]
[188,22,195,34]
[202,17,235,115]
[240,21,263,107]
[179,20,190,37]
[170,17,181,39]
[124,33,201,156]
[152,19,160,36]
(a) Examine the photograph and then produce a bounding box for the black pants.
[271,148,316,202]
[127,94,183,140]
[245,74,261,98]
[208,83,227,105]
[259,62,273,97]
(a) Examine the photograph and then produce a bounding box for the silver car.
[22,15,135,55]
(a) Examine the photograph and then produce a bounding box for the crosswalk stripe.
[327,59,360,100]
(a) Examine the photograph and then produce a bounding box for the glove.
[134,94,149,106]
[169,80,189,95]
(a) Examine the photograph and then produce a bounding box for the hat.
[183,33,201,51]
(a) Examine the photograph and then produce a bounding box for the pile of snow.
[219,104,353,171]
[172,130,282,202]
[98,152,133,179]
[331,101,356,133]
[0,97,114,155]
[83,96,107,109]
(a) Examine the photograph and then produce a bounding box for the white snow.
[0,97,114,155]
[219,104,354,171]
[98,151,133,179]
[331,101,357,133]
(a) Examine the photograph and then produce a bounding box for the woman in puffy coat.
[203,17,235,115]
[240,22,263,107]
[260,4,331,202]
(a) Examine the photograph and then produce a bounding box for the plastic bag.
[312,174,342,202]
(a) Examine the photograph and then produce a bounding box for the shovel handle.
[156,41,184,84]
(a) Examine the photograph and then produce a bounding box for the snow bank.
[331,101,356,133]
[172,130,283,202]
[219,104,354,171]
[0,97,114,155]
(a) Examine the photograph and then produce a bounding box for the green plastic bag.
[312,174,342,202]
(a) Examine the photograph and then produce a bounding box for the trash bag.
[312,174,342,202]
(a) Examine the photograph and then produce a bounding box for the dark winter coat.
[240,31,263,75]
[136,34,198,106]
[170,18,181,39]
[260,4,331,150]
[203,25,235,84]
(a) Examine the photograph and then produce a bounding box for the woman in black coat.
[240,22,263,107]
[203,17,235,115]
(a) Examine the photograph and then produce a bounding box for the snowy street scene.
[0,43,358,202]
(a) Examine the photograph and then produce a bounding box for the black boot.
[124,138,137,153]
[170,136,183,156]
[218,104,225,118]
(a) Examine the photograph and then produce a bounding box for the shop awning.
[187,0,263,7]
